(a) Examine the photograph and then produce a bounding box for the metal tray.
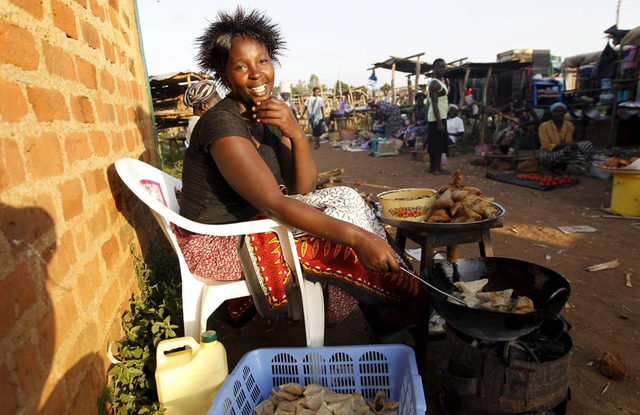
[374,202,505,232]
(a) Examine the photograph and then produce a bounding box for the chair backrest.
[114,158,185,257]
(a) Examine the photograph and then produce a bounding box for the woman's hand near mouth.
[252,98,305,141]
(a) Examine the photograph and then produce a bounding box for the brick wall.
[0,0,158,412]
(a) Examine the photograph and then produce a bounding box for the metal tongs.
[400,266,468,307]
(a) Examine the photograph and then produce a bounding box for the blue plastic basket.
[207,344,426,415]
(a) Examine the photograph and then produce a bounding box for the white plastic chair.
[115,158,325,347]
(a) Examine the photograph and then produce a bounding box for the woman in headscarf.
[178,7,419,331]
[538,102,594,173]
[427,58,449,174]
[368,97,403,138]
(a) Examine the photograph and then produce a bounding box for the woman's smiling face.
[223,37,274,111]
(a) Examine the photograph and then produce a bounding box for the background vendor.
[183,81,221,144]
[538,102,594,174]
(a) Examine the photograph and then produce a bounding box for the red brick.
[102,36,115,64]
[99,279,121,328]
[121,8,130,29]
[64,132,91,164]
[120,27,129,46]
[108,8,119,31]
[90,130,109,156]
[0,363,18,413]
[128,57,136,77]
[0,195,57,254]
[38,290,78,363]
[0,137,27,190]
[129,80,139,100]
[45,230,77,288]
[13,341,44,398]
[101,235,120,270]
[80,20,100,49]
[0,20,39,70]
[37,374,68,414]
[72,0,86,8]
[83,168,107,194]
[601,350,628,381]
[126,106,136,123]
[10,0,44,19]
[42,40,76,81]
[68,360,104,414]
[74,227,86,253]
[86,205,108,237]
[76,56,97,90]
[69,95,95,123]
[108,0,118,12]
[124,129,135,151]
[94,98,115,123]
[88,0,104,21]
[24,132,64,179]
[27,87,70,122]
[0,263,37,337]
[110,131,123,154]
[59,178,84,221]
[51,0,78,39]
[0,79,29,123]
[100,68,115,93]
[114,104,126,126]
[63,322,99,394]
[116,77,127,98]
[77,255,102,308]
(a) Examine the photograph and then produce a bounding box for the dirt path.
[310,144,639,415]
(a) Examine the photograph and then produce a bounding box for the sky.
[137,0,640,89]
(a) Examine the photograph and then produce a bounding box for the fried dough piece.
[514,296,535,314]
[450,216,476,223]
[451,188,470,202]
[464,186,484,196]
[433,188,454,209]
[427,208,452,223]
[454,279,489,294]
[453,206,483,222]
[279,383,303,397]
[476,289,514,310]
[449,170,466,188]
[467,202,499,219]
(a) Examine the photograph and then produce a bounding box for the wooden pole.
[482,66,493,105]
[459,68,471,107]
[413,56,421,106]
[391,61,397,104]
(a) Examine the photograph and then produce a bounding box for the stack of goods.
[427,171,500,223]
[253,383,398,415]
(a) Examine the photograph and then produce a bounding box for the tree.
[380,82,392,91]
[334,80,352,96]
[309,74,320,90]
[293,79,306,95]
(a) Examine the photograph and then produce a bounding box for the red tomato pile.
[516,173,572,188]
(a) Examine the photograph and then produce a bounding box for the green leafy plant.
[100,245,183,414]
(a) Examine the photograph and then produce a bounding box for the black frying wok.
[423,257,571,341]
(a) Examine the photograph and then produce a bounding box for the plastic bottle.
[155,330,228,415]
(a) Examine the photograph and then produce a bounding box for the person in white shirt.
[183,81,221,144]
[447,104,465,145]
[301,87,325,149]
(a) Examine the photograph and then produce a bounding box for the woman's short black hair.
[196,7,286,85]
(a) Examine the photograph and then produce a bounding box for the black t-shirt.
[180,96,285,224]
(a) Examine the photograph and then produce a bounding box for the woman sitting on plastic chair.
[178,8,419,334]
[538,102,594,174]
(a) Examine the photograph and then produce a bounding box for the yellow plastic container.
[611,172,640,217]
[155,331,228,415]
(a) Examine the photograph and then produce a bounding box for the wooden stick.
[344,180,393,190]
[626,273,633,288]
[601,382,611,396]
[587,258,620,272]
[318,168,344,179]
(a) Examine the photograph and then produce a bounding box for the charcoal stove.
[442,317,572,415]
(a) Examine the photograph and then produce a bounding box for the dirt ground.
[210,143,639,414]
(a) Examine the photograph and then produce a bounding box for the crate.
[207,344,426,415]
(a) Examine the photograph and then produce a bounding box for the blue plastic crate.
[207,344,426,415]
